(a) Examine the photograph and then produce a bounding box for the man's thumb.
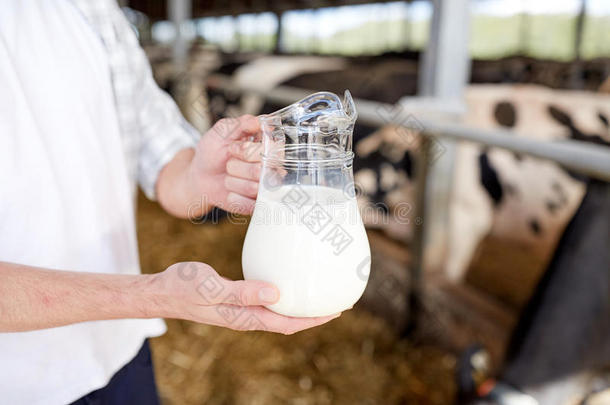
[228,280,280,306]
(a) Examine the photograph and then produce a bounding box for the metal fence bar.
[207,74,610,181]
[406,137,432,333]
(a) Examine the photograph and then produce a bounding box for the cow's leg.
[446,144,494,281]
[501,179,610,399]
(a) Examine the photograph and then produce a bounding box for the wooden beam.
[128,0,414,20]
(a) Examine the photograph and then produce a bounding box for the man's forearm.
[0,261,341,335]
[156,148,212,219]
[0,261,164,332]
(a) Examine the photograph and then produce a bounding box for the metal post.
[409,0,471,331]
[519,1,530,55]
[168,0,192,73]
[418,0,471,99]
[406,135,432,334]
[168,0,192,117]
[570,0,587,89]
[274,11,284,54]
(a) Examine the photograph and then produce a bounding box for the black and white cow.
[149,51,610,304]
[449,85,610,293]
[149,50,610,402]
[189,55,610,307]
[350,84,610,305]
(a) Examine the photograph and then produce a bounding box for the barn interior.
[120,0,610,404]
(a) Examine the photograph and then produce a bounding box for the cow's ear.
[598,112,609,129]
[548,105,573,128]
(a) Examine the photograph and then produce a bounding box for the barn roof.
[127,0,412,20]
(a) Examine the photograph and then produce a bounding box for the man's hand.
[156,115,264,219]
[0,261,340,334]
[190,115,263,216]
[153,262,340,335]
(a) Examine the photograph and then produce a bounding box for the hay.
[137,193,456,404]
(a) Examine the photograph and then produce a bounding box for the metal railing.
[206,73,610,329]
[207,74,610,180]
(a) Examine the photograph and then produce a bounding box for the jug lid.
[260,90,357,132]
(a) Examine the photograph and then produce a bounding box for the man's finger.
[226,158,261,181]
[223,280,280,306]
[229,141,263,163]
[213,115,261,141]
[226,192,256,215]
[279,313,342,335]
[225,176,259,199]
[239,307,342,335]
[236,115,261,136]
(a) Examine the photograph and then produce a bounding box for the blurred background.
[123,0,610,404]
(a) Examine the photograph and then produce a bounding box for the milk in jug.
[242,91,371,317]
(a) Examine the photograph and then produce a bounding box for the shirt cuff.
[138,121,199,201]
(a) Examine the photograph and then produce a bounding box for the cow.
[179,53,610,310]
[456,176,610,405]
[330,83,609,306]
[448,85,610,302]
[148,50,610,404]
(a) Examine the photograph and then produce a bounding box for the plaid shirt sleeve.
[119,23,200,200]
[131,59,200,200]
[71,0,201,200]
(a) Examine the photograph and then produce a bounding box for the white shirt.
[0,1,197,403]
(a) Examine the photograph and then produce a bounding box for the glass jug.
[242,91,371,317]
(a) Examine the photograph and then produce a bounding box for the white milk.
[242,185,371,317]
